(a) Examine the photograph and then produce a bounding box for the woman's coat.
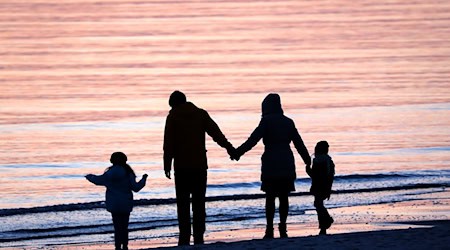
[237,94,311,181]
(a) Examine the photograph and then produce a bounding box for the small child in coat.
[307,141,335,235]
[86,152,148,250]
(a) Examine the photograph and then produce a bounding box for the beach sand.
[162,220,450,250]
[49,189,449,250]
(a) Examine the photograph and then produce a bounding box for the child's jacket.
[88,165,146,213]
[309,154,335,199]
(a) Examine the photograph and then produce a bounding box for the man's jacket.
[164,102,233,171]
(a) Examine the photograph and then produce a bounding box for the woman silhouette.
[236,93,311,238]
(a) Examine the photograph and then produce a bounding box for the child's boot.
[325,216,334,229]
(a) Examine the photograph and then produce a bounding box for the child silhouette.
[307,141,335,235]
[86,152,148,250]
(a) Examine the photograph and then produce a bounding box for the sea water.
[1,0,450,248]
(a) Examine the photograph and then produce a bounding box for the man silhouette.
[163,90,236,245]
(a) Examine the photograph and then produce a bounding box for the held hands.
[163,146,241,180]
[227,146,241,161]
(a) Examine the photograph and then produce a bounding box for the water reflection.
[0,0,449,209]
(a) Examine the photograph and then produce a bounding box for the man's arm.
[204,111,235,156]
[163,115,174,179]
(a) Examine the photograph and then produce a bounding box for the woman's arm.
[291,123,312,176]
[291,125,311,166]
[236,119,265,157]
[130,174,148,192]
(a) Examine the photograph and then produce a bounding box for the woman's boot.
[278,223,288,238]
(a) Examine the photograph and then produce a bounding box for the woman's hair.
[314,141,329,155]
[108,151,136,176]
[262,93,283,117]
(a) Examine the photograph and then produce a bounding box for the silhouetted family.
[86,91,335,250]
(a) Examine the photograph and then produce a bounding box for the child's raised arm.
[130,174,148,192]
[85,173,107,186]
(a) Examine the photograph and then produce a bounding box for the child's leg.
[313,196,326,228]
[323,204,333,228]
[112,213,128,249]
[314,196,333,230]
[112,213,121,249]
[121,213,130,249]
[112,212,130,249]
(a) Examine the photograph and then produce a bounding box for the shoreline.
[36,189,449,250]
[2,182,446,217]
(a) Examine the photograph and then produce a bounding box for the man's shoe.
[194,235,204,245]
[178,236,190,246]
[263,227,274,239]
